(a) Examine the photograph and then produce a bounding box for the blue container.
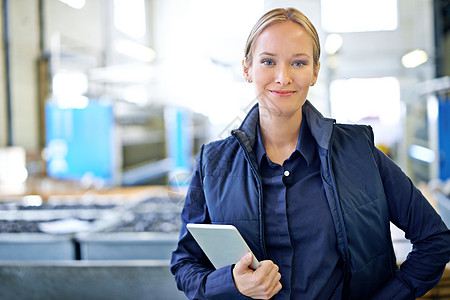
[438,99,450,181]
[0,233,75,260]
[45,100,117,185]
[76,232,179,260]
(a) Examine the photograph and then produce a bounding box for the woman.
[171,7,450,300]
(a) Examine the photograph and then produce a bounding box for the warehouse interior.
[0,0,449,299]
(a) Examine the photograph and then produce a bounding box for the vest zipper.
[231,130,267,260]
[326,126,351,299]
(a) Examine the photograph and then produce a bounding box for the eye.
[293,61,306,67]
[261,58,275,66]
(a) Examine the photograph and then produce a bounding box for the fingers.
[266,262,281,287]
[255,260,282,298]
[234,252,254,275]
[268,281,282,299]
[256,260,279,277]
[267,268,282,298]
[233,259,281,299]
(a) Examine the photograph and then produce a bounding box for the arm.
[170,146,282,299]
[370,148,450,299]
[170,146,250,300]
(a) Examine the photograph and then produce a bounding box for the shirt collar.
[254,124,266,166]
[296,116,315,166]
[254,114,316,167]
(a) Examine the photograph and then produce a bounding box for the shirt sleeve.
[170,146,250,300]
[371,147,450,299]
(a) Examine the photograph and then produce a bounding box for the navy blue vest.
[200,102,396,299]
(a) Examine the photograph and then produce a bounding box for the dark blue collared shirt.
[255,115,343,299]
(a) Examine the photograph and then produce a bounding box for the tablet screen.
[187,223,260,270]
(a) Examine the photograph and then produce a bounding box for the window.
[321,0,398,32]
[330,77,401,145]
[114,0,146,38]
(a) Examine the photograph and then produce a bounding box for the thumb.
[234,252,253,274]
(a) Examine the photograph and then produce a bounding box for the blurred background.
[0,0,449,299]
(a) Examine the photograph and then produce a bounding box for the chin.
[259,103,303,118]
[258,93,305,115]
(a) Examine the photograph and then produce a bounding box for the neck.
[259,107,302,164]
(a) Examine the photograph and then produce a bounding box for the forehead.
[253,21,314,55]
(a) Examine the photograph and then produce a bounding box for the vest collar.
[232,100,336,152]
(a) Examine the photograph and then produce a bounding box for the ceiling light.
[408,144,435,163]
[324,33,343,55]
[115,39,156,62]
[58,0,85,9]
[401,49,428,68]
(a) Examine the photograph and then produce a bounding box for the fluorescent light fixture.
[58,0,85,9]
[325,34,343,55]
[115,39,156,62]
[401,49,428,68]
[408,144,435,163]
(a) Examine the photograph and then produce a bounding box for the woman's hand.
[232,252,282,299]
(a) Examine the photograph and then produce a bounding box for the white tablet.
[187,223,260,270]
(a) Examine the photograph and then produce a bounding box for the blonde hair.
[244,8,320,71]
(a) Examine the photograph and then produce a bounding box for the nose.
[275,64,292,86]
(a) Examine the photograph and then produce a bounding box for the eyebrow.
[257,52,311,59]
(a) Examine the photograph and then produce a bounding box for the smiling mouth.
[269,90,297,97]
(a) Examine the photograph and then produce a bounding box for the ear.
[311,61,320,86]
[242,59,252,83]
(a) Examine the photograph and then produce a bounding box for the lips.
[269,90,297,97]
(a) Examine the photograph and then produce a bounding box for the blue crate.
[0,233,75,260]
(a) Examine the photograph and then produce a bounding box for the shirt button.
[284,170,290,177]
